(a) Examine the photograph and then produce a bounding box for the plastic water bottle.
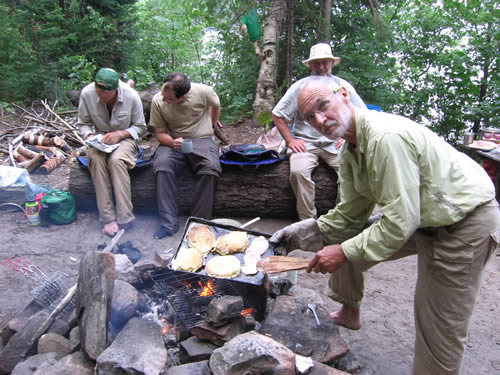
[25,197,40,226]
[39,203,50,227]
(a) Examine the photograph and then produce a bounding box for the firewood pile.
[0,100,84,174]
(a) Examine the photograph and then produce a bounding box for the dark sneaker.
[153,226,177,239]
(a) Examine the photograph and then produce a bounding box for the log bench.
[68,159,338,218]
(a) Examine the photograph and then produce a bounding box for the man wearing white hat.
[272,43,367,220]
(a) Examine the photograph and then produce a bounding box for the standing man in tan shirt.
[77,68,147,236]
[149,72,221,239]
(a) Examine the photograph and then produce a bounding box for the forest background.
[0,0,498,143]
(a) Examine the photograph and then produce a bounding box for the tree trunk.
[473,32,491,133]
[252,0,288,121]
[68,159,338,219]
[321,0,332,42]
[285,0,294,86]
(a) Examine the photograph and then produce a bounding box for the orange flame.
[162,325,169,335]
[160,318,173,336]
[240,308,254,316]
[198,279,215,296]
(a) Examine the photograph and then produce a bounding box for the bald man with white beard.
[271,80,500,375]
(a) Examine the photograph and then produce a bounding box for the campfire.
[0,218,354,375]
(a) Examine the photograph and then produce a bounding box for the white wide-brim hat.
[302,43,341,68]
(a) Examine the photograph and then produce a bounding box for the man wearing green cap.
[77,68,147,236]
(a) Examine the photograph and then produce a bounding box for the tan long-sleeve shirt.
[77,81,147,141]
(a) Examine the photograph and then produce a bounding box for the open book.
[86,134,120,153]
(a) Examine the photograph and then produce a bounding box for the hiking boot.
[153,226,178,239]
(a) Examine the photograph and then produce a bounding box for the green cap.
[95,68,119,91]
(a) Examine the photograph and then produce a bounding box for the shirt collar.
[344,109,368,166]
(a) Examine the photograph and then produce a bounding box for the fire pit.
[146,217,274,329]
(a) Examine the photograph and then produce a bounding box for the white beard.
[322,105,352,140]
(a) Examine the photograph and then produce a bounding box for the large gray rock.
[76,251,115,360]
[114,254,140,285]
[69,326,81,353]
[179,336,217,362]
[11,352,59,375]
[259,295,349,364]
[37,332,70,358]
[209,331,295,375]
[165,360,211,375]
[96,317,167,375]
[309,360,352,375]
[108,279,140,343]
[110,279,139,330]
[206,296,244,328]
[191,320,245,347]
[33,351,95,375]
[47,318,71,337]
[0,310,49,374]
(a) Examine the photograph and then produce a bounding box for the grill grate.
[148,268,258,329]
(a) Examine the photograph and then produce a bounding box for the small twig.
[8,143,16,167]
[56,109,78,115]
[40,100,85,145]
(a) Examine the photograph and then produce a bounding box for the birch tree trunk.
[252,0,287,122]
[285,0,294,86]
[321,0,332,42]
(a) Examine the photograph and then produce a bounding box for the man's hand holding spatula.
[269,218,347,274]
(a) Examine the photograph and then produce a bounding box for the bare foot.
[103,221,119,236]
[330,305,361,330]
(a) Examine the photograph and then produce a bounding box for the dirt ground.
[0,121,499,374]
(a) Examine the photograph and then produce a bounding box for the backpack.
[220,144,286,168]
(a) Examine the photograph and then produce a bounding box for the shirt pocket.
[113,111,131,125]
[431,226,474,289]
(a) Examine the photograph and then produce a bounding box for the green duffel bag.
[40,189,77,225]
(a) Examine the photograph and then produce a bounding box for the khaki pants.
[328,200,500,375]
[87,139,137,224]
[288,149,339,220]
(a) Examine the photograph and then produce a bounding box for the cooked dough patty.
[186,225,216,255]
[205,255,241,279]
[171,247,204,272]
[215,231,249,255]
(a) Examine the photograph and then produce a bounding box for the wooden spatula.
[257,256,310,273]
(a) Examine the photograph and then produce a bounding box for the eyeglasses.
[303,87,341,123]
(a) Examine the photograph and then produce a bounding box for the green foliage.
[256,111,273,128]
[0,0,139,103]
[66,56,98,90]
[0,102,15,115]
[388,0,499,140]
[0,0,496,142]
